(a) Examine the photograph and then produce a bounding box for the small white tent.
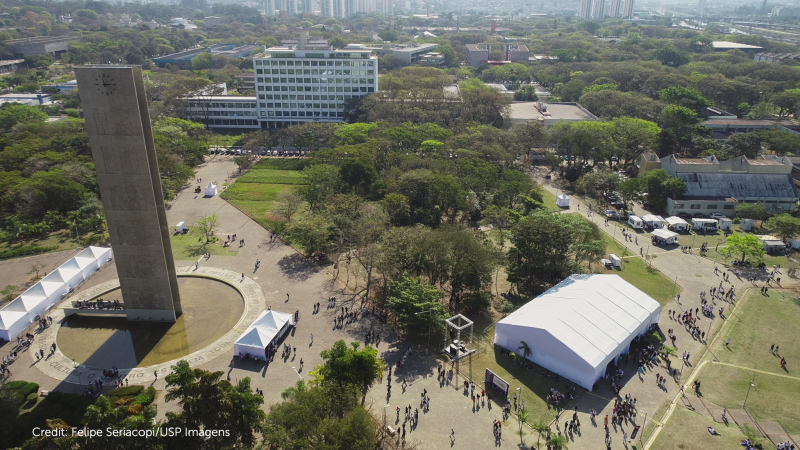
[664,216,689,232]
[233,310,292,359]
[642,215,665,229]
[651,228,679,244]
[204,182,218,197]
[494,274,661,391]
[556,193,569,208]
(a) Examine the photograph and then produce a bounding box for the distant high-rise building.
[590,0,605,19]
[579,0,592,19]
[301,0,315,13]
[610,0,622,17]
[698,0,707,9]
[621,0,634,18]
[264,0,276,15]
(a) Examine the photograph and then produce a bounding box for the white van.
[628,215,643,229]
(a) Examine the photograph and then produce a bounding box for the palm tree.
[517,407,530,445]
[518,341,532,360]
[532,422,550,448]
[280,379,307,400]
[547,435,569,450]
[659,345,677,363]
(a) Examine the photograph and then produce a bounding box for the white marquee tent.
[664,216,689,232]
[556,193,570,208]
[204,182,218,197]
[0,246,113,342]
[642,215,665,229]
[233,310,293,359]
[494,274,661,391]
[651,228,679,244]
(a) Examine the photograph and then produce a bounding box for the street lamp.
[516,386,523,411]
[640,410,647,442]
[743,382,755,409]
[291,366,304,381]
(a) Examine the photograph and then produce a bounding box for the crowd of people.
[75,299,123,310]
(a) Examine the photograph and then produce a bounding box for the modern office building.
[465,44,491,68]
[186,40,378,129]
[8,36,79,58]
[373,43,439,63]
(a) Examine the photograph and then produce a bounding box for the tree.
[507,210,580,285]
[718,234,766,264]
[638,169,687,212]
[653,43,690,67]
[339,158,377,196]
[232,156,252,172]
[517,407,530,445]
[721,132,762,159]
[735,202,770,221]
[274,189,303,223]
[617,178,641,209]
[659,86,711,113]
[0,104,48,131]
[547,434,570,450]
[660,105,701,142]
[28,262,46,279]
[659,346,677,362]
[517,341,532,359]
[386,275,448,338]
[532,422,551,448]
[380,193,411,226]
[284,212,335,254]
[1,285,18,303]
[768,213,800,242]
[164,360,266,449]
[317,340,385,406]
[196,213,218,243]
[299,164,340,211]
[612,117,660,167]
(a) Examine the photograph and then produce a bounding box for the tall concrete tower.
[76,66,182,322]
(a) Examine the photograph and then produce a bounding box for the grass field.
[710,289,799,377]
[540,189,562,212]
[697,363,800,434]
[598,234,680,306]
[0,229,109,256]
[169,230,238,259]
[221,158,309,233]
[650,405,750,450]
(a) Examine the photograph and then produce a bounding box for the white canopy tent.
[556,193,569,208]
[204,182,218,197]
[0,246,113,342]
[233,310,293,359]
[494,274,661,391]
[651,228,679,244]
[664,216,689,232]
[692,218,718,230]
[642,215,665,229]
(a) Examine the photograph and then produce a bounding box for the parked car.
[610,201,625,209]
[605,210,620,219]
[692,213,708,218]
[709,213,727,219]
[678,212,691,219]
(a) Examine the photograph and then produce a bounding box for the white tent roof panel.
[665,216,688,225]
[652,229,678,239]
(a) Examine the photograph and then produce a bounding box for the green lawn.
[540,189,562,212]
[469,341,580,427]
[0,229,109,256]
[650,405,750,450]
[710,289,799,378]
[221,158,308,233]
[169,230,238,259]
[598,233,680,306]
[698,363,800,434]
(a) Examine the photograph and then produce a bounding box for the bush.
[108,385,144,398]
[461,291,492,313]
[26,393,37,401]
[46,391,63,403]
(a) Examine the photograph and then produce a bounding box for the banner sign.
[484,368,510,397]
[631,425,640,440]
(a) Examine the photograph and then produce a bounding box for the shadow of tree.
[277,254,322,281]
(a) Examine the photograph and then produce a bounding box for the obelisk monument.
[76,66,182,321]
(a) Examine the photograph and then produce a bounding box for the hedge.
[0,245,58,260]
[108,385,144,398]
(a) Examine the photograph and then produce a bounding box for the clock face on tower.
[94,73,117,95]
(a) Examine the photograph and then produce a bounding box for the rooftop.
[702,119,792,126]
[677,172,799,200]
[675,158,713,164]
[466,44,491,51]
[505,102,597,123]
[712,41,764,50]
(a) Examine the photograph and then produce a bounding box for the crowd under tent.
[642,215,665,229]
[494,274,661,391]
[651,228,679,245]
[233,310,293,360]
[664,216,689,232]
[556,193,570,208]
[0,246,113,342]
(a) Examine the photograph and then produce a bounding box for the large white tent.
[233,310,292,359]
[0,246,113,342]
[664,216,689,232]
[651,228,679,244]
[494,274,661,391]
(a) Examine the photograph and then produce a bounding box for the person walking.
[287,292,290,302]
[310,333,314,344]
[450,429,455,443]
[154,370,158,380]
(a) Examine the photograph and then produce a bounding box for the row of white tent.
[0,246,113,342]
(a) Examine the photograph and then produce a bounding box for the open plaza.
[0,152,798,450]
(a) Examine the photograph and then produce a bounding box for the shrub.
[127,404,143,415]
[115,397,135,406]
[46,391,63,403]
[0,245,58,259]
[108,385,143,398]
[26,393,37,402]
